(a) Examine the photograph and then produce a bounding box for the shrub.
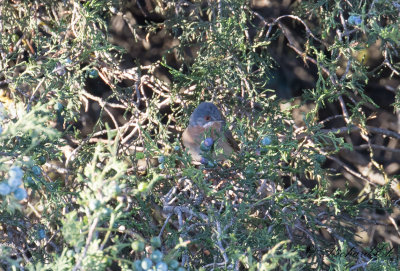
[0,0,399,270]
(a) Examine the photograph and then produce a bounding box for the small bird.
[182,102,239,162]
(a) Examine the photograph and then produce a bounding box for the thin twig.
[72,217,99,271]
[327,155,375,185]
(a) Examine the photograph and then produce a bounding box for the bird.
[182,102,239,162]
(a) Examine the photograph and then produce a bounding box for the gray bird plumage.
[188,102,225,127]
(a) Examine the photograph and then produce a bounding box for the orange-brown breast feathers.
[182,121,239,162]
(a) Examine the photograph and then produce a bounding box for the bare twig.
[327,155,375,185]
[72,217,99,271]
[320,125,400,140]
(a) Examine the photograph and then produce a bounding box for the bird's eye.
[204,116,211,121]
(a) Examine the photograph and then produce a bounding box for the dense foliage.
[0,0,399,270]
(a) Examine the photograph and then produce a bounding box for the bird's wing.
[224,129,240,152]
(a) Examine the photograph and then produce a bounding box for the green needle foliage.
[0,0,399,270]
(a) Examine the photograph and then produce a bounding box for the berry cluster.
[131,237,186,271]
[0,166,28,200]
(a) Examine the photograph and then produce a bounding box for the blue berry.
[150,250,163,263]
[158,156,165,164]
[200,157,208,165]
[159,164,165,170]
[141,258,153,270]
[14,188,27,200]
[31,165,41,176]
[37,156,46,165]
[348,15,362,25]
[261,136,272,146]
[133,260,143,271]
[8,176,22,190]
[38,229,46,240]
[155,262,168,271]
[0,182,11,196]
[174,145,180,151]
[131,240,145,252]
[150,236,162,248]
[9,166,24,180]
[26,176,35,187]
[200,142,212,152]
[168,260,179,269]
[207,161,216,168]
[88,69,99,79]
[203,137,214,147]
